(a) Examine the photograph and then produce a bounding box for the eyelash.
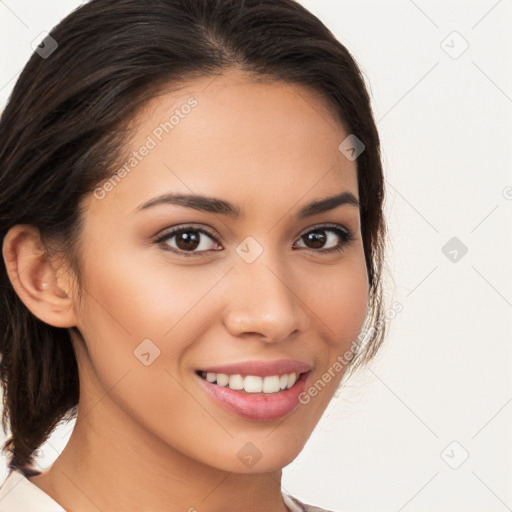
[153,223,355,258]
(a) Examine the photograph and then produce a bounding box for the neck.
[30,393,289,512]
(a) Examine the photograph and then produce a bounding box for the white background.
[1,1,511,511]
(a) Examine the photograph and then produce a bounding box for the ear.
[2,224,78,328]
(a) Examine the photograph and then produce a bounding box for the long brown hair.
[0,0,387,470]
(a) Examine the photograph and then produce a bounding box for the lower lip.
[196,372,309,421]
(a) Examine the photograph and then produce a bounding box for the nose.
[221,248,309,343]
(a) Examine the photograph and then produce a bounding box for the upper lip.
[198,359,312,377]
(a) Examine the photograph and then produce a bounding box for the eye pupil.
[305,230,326,249]
[177,231,200,251]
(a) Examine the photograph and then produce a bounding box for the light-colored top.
[0,466,335,512]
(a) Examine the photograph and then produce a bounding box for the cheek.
[79,242,217,341]
[304,256,369,348]
[73,252,206,438]
[74,244,226,398]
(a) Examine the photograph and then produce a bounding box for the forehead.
[86,69,358,219]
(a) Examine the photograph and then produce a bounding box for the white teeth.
[262,375,280,393]
[243,375,263,393]
[201,371,300,393]
[216,373,229,387]
[228,374,244,390]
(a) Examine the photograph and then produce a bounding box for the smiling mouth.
[196,370,304,394]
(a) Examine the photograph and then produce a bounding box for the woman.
[0,0,387,510]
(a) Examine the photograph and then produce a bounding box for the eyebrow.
[133,190,360,219]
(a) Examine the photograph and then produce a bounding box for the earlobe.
[2,224,78,328]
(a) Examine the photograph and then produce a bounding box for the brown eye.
[302,230,327,249]
[295,225,354,254]
[155,226,220,257]
[154,223,354,258]
[174,231,200,251]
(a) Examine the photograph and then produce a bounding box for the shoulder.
[283,492,338,512]
[0,467,66,512]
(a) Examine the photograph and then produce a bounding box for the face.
[70,68,369,473]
